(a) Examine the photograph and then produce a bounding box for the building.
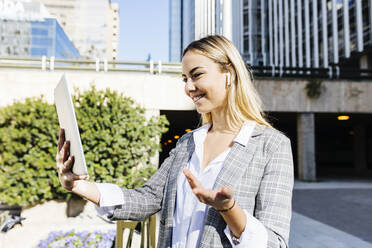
[169,0,372,180]
[169,0,240,62]
[169,0,183,62]
[0,0,79,59]
[240,0,372,71]
[107,2,119,61]
[34,0,119,60]
[171,0,372,70]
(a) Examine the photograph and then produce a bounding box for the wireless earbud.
[226,72,231,86]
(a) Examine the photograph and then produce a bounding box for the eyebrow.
[181,66,205,77]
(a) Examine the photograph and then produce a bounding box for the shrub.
[0,86,168,206]
[35,229,116,248]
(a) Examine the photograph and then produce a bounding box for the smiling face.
[181,50,229,114]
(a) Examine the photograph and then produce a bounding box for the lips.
[192,94,205,102]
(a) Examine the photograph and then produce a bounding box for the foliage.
[0,86,168,206]
[305,79,324,99]
[35,229,116,248]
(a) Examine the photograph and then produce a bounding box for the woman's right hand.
[56,128,88,191]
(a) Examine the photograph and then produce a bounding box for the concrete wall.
[256,79,372,113]
[1,69,194,111]
[2,68,372,113]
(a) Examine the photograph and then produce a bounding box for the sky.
[111,0,169,62]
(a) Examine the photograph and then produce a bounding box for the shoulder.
[178,131,193,143]
[173,131,193,147]
[255,124,291,156]
[175,124,208,145]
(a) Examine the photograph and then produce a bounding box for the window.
[244,13,248,26]
[244,37,249,52]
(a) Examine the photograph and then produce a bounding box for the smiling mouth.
[192,94,205,102]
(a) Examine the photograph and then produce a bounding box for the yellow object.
[116,215,156,248]
[337,115,350,120]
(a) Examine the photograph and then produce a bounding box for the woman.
[56,35,294,248]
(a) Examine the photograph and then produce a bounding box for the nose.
[185,78,196,92]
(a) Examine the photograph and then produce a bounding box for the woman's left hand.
[182,168,234,211]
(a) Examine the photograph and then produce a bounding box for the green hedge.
[0,86,168,206]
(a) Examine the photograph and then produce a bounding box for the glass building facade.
[30,18,80,58]
[241,0,371,68]
[35,0,119,60]
[0,18,80,59]
[169,0,196,62]
[171,0,372,69]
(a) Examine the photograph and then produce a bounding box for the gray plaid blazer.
[109,123,294,248]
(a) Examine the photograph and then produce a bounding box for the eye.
[193,73,202,78]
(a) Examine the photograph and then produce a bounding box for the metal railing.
[1,56,372,80]
[0,56,182,74]
[249,65,372,80]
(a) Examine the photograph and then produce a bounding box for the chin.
[195,107,210,114]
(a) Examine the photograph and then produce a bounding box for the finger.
[58,128,65,152]
[62,141,70,163]
[215,186,234,201]
[62,155,74,173]
[220,186,234,197]
[193,188,209,200]
[193,188,217,205]
[182,168,202,189]
[73,174,88,181]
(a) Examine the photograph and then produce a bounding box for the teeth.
[193,94,205,102]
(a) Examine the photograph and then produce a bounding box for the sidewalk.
[290,212,372,248]
[290,179,372,247]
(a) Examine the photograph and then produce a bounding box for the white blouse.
[95,121,268,248]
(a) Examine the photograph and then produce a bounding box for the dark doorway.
[315,113,372,178]
[159,110,200,165]
[157,111,372,179]
[266,112,298,178]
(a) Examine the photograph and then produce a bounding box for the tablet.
[54,75,88,176]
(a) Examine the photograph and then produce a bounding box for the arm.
[56,128,183,217]
[182,169,247,237]
[222,135,293,248]
[223,209,268,247]
[182,135,293,248]
[219,199,246,238]
[183,170,268,247]
[108,144,178,221]
[56,128,100,205]
[57,126,187,221]
[254,136,294,248]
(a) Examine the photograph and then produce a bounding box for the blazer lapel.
[213,124,264,191]
[165,134,195,225]
[200,124,265,243]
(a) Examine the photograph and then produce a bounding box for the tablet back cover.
[54,75,88,175]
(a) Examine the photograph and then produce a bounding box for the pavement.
[289,178,372,248]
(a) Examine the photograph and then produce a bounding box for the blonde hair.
[182,35,273,130]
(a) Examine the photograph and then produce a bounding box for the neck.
[209,108,241,134]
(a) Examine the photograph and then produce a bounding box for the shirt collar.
[192,122,211,148]
[192,120,256,147]
[233,120,256,147]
